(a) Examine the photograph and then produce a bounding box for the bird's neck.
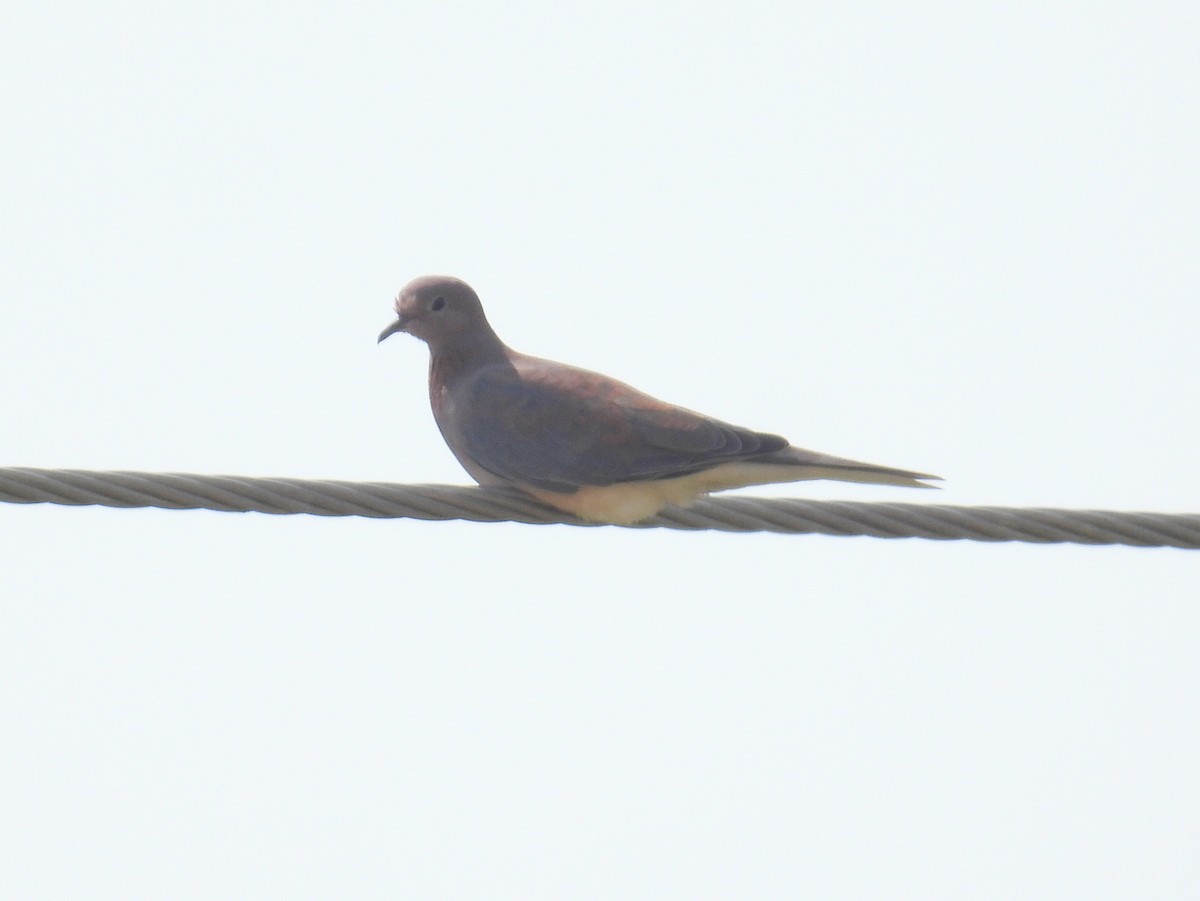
[428,332,512,394]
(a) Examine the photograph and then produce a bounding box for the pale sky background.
[2,2,1198,897]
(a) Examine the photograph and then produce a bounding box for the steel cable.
[1,467,1197,548]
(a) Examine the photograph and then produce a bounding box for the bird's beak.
[377,317,408,344]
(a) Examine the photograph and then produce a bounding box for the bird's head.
[377,275,495,352]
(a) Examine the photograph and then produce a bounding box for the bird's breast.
[427,356,453,412]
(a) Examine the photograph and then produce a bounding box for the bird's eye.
[431,296,446,311]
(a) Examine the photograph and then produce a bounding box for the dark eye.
[431,296,446,311]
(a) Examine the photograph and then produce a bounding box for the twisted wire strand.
[1,467,1197,548]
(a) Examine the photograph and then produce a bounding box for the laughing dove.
[378,275,939,524]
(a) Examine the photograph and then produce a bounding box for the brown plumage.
[379,275,940,524]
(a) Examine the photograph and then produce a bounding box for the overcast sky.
[2,2,1198,897]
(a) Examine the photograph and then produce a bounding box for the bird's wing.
[453,356,787,492]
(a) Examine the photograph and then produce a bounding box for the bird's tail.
[755,446,942,489]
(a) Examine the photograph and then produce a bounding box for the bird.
[378,275,939,525]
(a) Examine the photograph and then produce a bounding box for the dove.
[378,275,939,524]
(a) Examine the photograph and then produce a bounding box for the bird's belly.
[520,462,831,525]
[524,482,680,525]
